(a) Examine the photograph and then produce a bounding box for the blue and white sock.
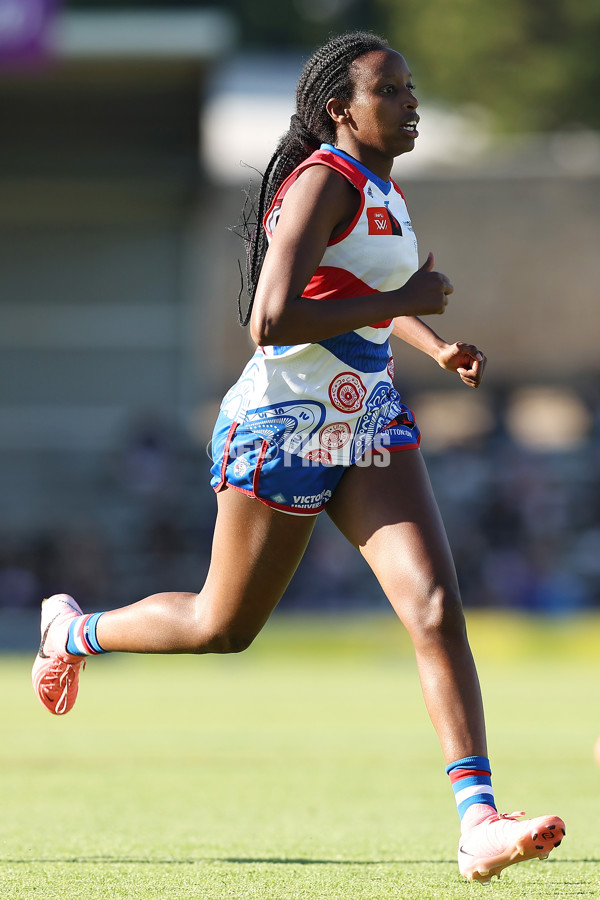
[447,755,497,825]
[66,612,108,656]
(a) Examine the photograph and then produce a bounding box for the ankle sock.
[66,612,108,656]
[446,755,497,825]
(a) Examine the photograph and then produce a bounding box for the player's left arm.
[391,315,486,389]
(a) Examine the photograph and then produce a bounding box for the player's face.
[338,49,419,172]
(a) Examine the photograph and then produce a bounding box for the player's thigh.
[201,486,316,638]
[326,449,460,617]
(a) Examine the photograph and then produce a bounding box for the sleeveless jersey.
[219,144,419,466]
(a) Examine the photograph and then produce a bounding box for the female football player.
[33,31,565,884]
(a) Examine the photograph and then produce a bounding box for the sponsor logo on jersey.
[328,372,366,413]
[366,204,403,236]
[319,421,351,450]
[387,356,395,379]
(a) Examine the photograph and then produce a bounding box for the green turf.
[2,612,600,899]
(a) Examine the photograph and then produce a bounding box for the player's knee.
[218,630,256,654]
[407,583,466,643]
[196,624,257,655]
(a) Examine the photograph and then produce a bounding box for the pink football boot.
[32,594,86,715]
[458,810,566,884]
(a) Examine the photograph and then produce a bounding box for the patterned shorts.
[209,406,420,516]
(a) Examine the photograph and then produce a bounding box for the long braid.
[236,31,388,326]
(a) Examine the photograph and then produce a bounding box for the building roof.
[54,9,237,60]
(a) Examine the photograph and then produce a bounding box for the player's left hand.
[437,341,486,388]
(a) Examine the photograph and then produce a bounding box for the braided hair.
[236,31,388,325]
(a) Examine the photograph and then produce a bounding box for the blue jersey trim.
[318,331,390,373]
[269,345,294,356]
[320,143,392,196]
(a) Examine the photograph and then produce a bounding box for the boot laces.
[41,657,85,714]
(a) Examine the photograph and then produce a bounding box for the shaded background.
[1,0,599,646]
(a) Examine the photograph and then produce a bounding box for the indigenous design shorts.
[209,406,421,516]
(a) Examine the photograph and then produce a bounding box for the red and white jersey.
[219,144,419,465]
[265,143,419,309]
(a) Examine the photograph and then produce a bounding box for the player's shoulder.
[293,159,356,192]
[282,161,358,222]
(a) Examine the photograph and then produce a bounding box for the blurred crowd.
[1,390,599,617]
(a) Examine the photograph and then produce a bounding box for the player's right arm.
[250,167,452,346]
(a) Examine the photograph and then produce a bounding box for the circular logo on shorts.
[328,372,366,413]
[232,456,250,478]
[387,356,395,379]
[304,448,332,465]
[319,421,351,450]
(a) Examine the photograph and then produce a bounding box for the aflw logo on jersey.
[367,206,403,236]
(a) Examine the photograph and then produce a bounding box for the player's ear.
[326,97,351,125]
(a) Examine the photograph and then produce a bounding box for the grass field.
[2,612,600,899]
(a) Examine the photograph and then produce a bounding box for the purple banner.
[0,0,60,67]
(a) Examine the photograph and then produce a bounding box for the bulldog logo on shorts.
[319,421,351,450]
[233,456,250,478]
[328,372,366,413]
